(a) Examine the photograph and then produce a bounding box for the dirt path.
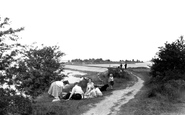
[81,71,144,115]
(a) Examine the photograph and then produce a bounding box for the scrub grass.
[117,68,184,115]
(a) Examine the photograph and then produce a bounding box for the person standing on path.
[108,74,114,89]
[124,63,127,69]
[120,63,123,68]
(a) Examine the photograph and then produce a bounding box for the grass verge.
[117,68,182,115]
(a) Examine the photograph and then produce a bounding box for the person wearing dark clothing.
[120,63,123,68]
[62,92,82,100]
[64,82,84,100]
[124,63,127,69]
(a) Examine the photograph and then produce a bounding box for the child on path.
[108,74,114,89]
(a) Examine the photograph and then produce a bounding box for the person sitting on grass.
[93,86,103,97]
[48,75,69,102]
[63,82,84,100]
[84,86,103,99]
[84,87,96,98]
[108,74,114,89]
[84,78,95,98]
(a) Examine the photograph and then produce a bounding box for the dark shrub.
[7,95,33,115]
[108,67,125,78]
[0,93,33,115]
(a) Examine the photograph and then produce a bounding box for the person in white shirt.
[64,82,84,100]
[108,74,114,89]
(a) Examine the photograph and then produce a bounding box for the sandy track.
[82,71,144,115]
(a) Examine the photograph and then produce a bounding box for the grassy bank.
[32,68,135,115]
[117,68,183,115]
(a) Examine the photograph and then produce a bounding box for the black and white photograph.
[1,0,185,115]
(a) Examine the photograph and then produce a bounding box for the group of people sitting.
[48,73,114,102]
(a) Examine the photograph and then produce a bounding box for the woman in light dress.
[84,78,103,98]
[48,75,69,102]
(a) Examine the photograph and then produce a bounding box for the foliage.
[71,58,109,64]
[7,95,33,115]
[150,37,185,83]
[0,17,24,87]
[108,67,125,78]
[14,44,65,98]
[0,88,32,115]
[0,16,33,115]
[149,36,185,101]
[70,58,143,64]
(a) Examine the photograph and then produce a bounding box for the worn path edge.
[82,70,144,115]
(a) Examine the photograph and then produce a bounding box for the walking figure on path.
[120,63,123,68]
[124,63,127,69]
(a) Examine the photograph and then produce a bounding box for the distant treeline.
[67,58,143,64]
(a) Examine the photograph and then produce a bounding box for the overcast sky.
[1,0,185,61]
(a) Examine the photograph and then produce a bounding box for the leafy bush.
[108,67,125,78]
[150,37,185,83]
[0,88,32,115]
[14,45,65,98]
[7,95,33,115]
[148,37,185,101]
